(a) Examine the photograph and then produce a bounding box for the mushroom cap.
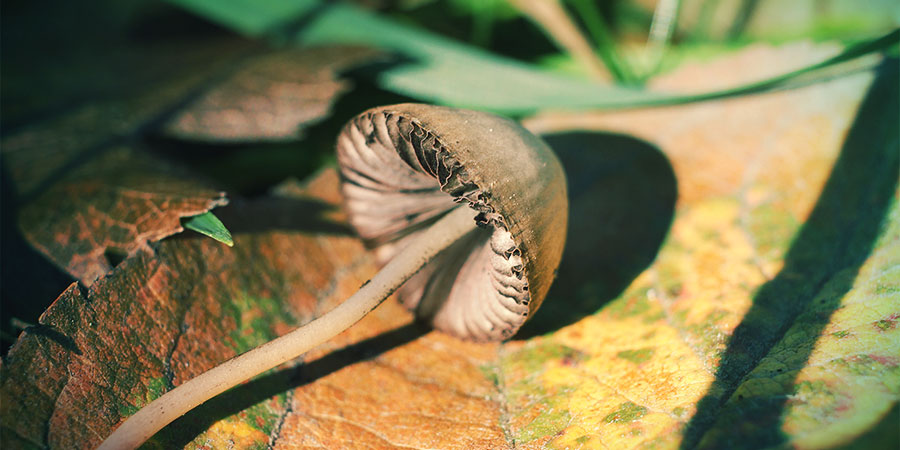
[337,104,568,341]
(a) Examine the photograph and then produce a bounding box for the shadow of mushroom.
[516,132,677,338]
[204,197,356,236]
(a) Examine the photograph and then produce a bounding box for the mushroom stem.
[99,206,479,450]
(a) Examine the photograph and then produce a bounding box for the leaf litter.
[1,34,898,450]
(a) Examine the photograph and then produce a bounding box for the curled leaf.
[17,147,228,285]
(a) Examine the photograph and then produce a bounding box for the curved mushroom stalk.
[98,206,478,450]
[99,104,568,449]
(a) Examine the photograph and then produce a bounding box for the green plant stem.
[692,0,719,41]
[471,2,495,47]
[569,0,635,84]
[98,206,478,450]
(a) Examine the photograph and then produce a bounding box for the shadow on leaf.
[517,132,677,338]
[152,322,429,448]
[680,59,899,449]
[215,197,355,236]
[0,167,76,355]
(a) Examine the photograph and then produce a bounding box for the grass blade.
[166,0,898,113]
[569,0,636,84]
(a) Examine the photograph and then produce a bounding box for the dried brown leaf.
[0,171,509,449]
[162,46,383,142]
[18,146,228,285]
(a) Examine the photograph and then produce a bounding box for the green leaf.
[184,211,234,247]
[166,0,898,113]
[169,0,318,36]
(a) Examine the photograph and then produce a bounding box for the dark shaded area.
[835,403,900,450]
[17,324,82,356]
[143,73,415,197]
[0,0,172,355]
[177,197,356,240]
[153,322,429,448]
[0,0,239,133]
[680,60,899,449]
[0,169,76,356]
[103,248,129,269]
[364,1,556,63]
[517,132,677,338]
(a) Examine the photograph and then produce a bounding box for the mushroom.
[99,103,568,449]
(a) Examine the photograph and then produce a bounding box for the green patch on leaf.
[606,289,654,319]
[874,317,897,331]
[505,340,588,375]
[746,200,801,261]
[604,401,648,424]
[224,295,295,354]
[832,330,852,338]
[183,211,233,247]
[836,355,900,377]
[515,406,571,444]
[118,376,169,417]
[793,380,833,397]
[617,347,655,364]
[478,364,501,387]
[874,283,899,295]
[501,341,580,444]
[240,393,287,435]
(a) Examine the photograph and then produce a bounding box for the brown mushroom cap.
[337,104,567,340]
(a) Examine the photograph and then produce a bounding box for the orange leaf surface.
[513,42,899,449]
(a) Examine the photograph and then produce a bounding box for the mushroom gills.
[338,110,533,341]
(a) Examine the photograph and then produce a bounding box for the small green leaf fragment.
[184,211,234,247]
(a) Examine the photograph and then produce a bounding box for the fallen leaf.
[3,42,378,286]
[0,171,510,449]
[0,27,257,352]
[505,43,899,449]
[162,46,383,142]
[17,146,228,284]
[0,34,257,284]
